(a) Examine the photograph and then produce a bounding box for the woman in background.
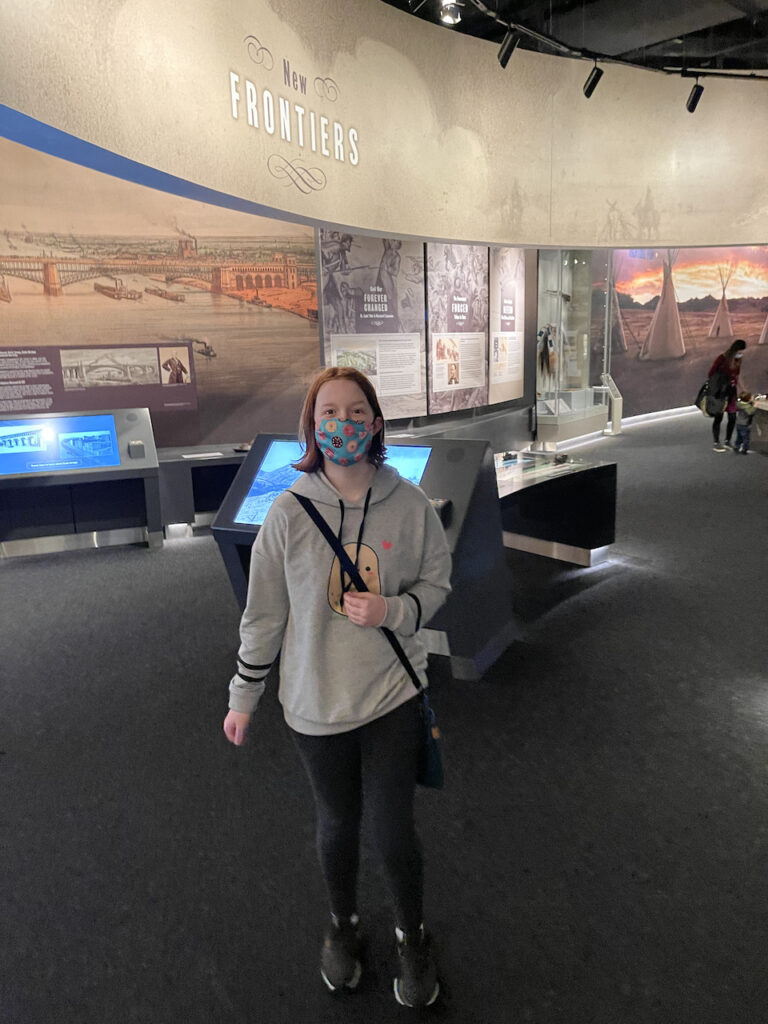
[708,338,746,451]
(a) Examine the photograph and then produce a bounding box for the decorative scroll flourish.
[244,35,274,70]
[314,76,340,102]
[267,155,327,194]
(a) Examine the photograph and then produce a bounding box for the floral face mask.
[315,418,373,465]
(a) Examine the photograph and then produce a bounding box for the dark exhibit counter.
[0,408,162,558]
[752,400,768,455]
[495,450,617,566]
[158,444,247,528]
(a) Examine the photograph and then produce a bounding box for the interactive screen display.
[234,440,432,526]
[0,414,121,477]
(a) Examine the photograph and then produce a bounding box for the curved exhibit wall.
[2,0,768,248]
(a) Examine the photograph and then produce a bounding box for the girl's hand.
[343,592,387,628]
[223,710,252,746]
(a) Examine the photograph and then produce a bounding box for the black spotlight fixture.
[498,28,521,69]
[686,78,704,113]
[583,61,603,98]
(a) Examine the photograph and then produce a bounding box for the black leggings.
[712,410,736,443]
[290,697,423,932]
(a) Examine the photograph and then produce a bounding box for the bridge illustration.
[0,254,314,297]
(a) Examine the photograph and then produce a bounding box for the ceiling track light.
[686,78,704,112]
[498,28,521,68]
[583,61,603,98]
[440,1,463,26]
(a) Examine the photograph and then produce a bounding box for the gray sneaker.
[713,444,727,452]
[320,915,363,992]
[393,925,440,1008]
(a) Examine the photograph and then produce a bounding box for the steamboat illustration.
[145,285,185,302]
[94,277,142,301]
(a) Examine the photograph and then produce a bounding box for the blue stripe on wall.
[0,103,310,226]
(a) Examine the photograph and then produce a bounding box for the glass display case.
[494,448,591,496]
[493,447,617,566]
[535,250,610,442]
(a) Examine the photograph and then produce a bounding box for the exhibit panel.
[489,246,526,405]
[426,243,490,414]
[0,408,162,556]
[318,227,427,420]
[212,435,518,680]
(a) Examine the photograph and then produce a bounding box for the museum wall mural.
[0,136,320,447]
[606,248,768,417]
[2,0,768,248]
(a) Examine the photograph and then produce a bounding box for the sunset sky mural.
[614,247,768,304]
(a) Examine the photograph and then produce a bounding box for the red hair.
[293,367,387,473]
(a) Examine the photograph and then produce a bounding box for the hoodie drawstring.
[338,488,372,608]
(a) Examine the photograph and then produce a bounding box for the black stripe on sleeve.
[237,657,273,671]
[236,670,268,683]
[406,592,422,632]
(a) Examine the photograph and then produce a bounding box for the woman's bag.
[705,392,726,416]
[697,371,729,416]
[694,380,710,415]
[292,491,444,789]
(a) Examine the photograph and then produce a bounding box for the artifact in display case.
[536,250,609,442]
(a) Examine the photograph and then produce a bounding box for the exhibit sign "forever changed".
[229,34,360,195]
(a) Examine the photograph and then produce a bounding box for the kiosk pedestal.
[0,409,161,558]
[212,435,518,682]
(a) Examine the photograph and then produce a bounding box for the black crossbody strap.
[292,491,424,695]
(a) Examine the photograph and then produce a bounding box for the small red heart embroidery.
[382,540,392,550]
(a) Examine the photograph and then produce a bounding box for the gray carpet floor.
[1,411,766,1024]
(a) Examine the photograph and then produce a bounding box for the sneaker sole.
[321,960,362,993]
[393,977,440,1008]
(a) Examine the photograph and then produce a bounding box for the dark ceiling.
[380,0,768,76]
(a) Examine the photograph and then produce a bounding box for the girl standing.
[223,367,452,1008]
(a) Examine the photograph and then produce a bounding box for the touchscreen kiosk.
[0,414,121,478]
[231,438,433,527]
[0,408,162,556]
[214,433,518,680]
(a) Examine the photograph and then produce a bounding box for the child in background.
[734,391,756,454]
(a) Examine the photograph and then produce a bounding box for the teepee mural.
[639,250,685,360]
[611,285,628,353]
[608,256,628,354]
[708,264,735,341]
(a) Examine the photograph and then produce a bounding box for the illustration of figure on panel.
[376,239,402,332]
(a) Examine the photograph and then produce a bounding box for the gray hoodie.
[228,464,452,735]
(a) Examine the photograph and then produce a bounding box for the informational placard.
[489,246,526,403]
[426,243,489,413]
[319,229,427,419]
[0,344,197,418]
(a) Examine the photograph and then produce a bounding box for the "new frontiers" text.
[229,72,359,165]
